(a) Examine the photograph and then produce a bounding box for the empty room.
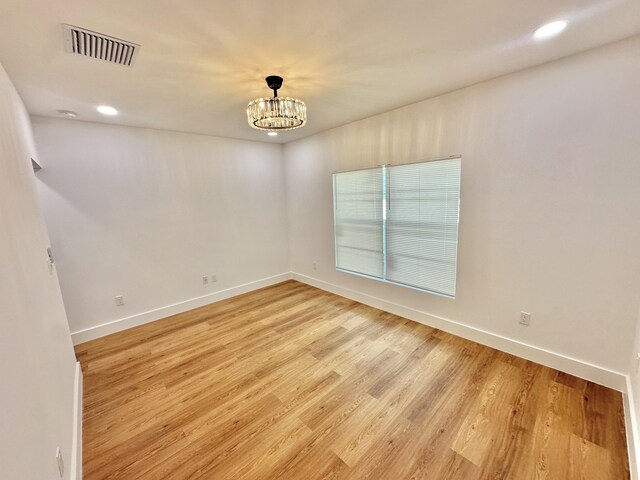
[2,0,640,479]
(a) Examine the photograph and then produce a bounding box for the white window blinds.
[332,157,461,297]
[386,159,461,296]
[333,168,384,278]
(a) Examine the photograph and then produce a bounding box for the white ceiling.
[1,0,640,144]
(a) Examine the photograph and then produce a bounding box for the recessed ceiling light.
[97,105,118,116]
[57,110,77,118]
[268,132,278,137]
[534,20,567,39]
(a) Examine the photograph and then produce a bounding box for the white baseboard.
[67,270,635,476]
[291,272,627,392]
[71,273,292,345]
[625,377,640,480]
[71,268,628,390]
[70,361,82,480]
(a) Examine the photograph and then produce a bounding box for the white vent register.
[62,24,139,67]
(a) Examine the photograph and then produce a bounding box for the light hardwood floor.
[75,280,629,479]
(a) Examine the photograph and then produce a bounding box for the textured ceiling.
[1,0,640,143]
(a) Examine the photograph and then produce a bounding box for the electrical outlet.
[56,447,64,477]
[115,295,124,306]
[519,311,531,326]
[210,274,217,282]
[202,275,209,285]
[313,262,317,270]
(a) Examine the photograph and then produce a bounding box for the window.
[333,157,461,297]
[333,168,384,279]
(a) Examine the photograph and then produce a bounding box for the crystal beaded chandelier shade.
[247,76,307,131]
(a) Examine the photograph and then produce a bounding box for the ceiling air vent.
[62,24,139,67]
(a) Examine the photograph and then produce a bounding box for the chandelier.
[247,76,307,131]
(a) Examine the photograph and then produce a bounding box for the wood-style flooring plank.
[76,280,630,479]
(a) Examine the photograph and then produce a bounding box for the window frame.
[332,155,461,299]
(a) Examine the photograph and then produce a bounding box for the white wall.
[632,301,640,416]
[32,118,289,338]
[284,36,640,379]
[0,65,78,479]
[628,301,640,478]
